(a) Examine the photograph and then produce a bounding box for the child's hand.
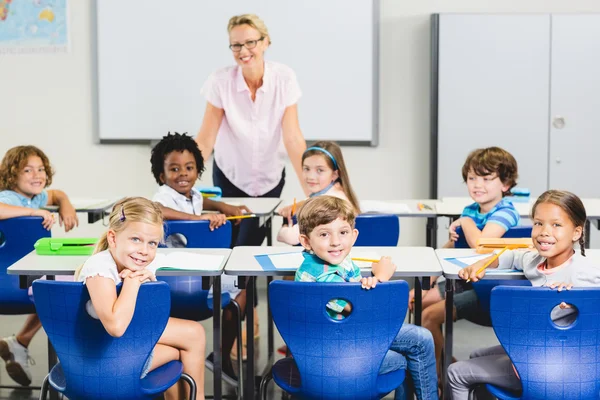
[58,203,79,232]
[546,282,573,292]
[373,256,395,271]
[458,265,486,282]
[448,218,462,240]
[559,302,572,309]
[196,213,227,231]
[30,209,55,230]
[361,276,379,290]
[277,205,294,224]
[122,269,156,284]
[220,203,252,224]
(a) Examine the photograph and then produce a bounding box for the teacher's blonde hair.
[228,14,271,45]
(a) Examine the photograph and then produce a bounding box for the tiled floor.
[0,280,499,400]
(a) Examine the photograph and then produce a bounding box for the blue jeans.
[379,323,439,400]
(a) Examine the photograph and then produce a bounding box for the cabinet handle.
[553,116,566,129]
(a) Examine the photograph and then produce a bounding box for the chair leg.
[230,299,244,400]
[180,373,197,400]
[39,375,49,400]
[259,369,273,400]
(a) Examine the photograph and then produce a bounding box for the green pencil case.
[34,238,98,256]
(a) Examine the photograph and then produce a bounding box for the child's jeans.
[379,323,439,400]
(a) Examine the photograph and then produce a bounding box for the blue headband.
[304,147,338,170]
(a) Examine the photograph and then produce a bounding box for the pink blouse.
[201,61,301,196]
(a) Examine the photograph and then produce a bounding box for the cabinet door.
[549,15,600,197]
[436,14,551,198]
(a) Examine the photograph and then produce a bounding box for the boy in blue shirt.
[418,147,520,385]
[295,196,438,400]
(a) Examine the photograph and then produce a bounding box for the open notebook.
[442,253,521,276]
[253,250,386,271]
[152,252,225,271]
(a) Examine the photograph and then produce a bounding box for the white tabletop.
[224,246,443,277]
[437,248,600,280]
[437,197,533,218]
[44,198,118,213]
[7,248,231,277]
[214,197,282,217]
[360,199,439,218]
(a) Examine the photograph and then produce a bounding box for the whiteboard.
[96,0,379,144]
[434,14,551,199]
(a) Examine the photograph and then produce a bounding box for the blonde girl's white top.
[201,60,302,196]
[276,185,351,246]
[76,250,160,319]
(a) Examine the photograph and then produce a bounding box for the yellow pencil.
[292,198,297,216]
[351,257,381,263]
[466,246,510,283]
[226,214,256,221]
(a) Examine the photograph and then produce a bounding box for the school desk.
[224,245,443,399]
[213,197,282,245]
[7,248,230,400]
[43,197,118,224]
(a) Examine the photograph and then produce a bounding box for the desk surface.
[224,246,443,277]
[215,197,281,217]
[7,248,231,277]
[437,248,600,280]
[44,198,118,213]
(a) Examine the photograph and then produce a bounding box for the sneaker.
[205,352,238,387]
[0,336,33,386]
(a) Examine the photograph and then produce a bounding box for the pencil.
[466,246,509,283]
[291,198,296,216]
[226,214,257,221]
[351,257,380,263]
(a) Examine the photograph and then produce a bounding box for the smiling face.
[465,169,509,212]
[14,156,47,198]
[160,150,199,198]
[300,217,358,266]
[107,221,162,273]
[302,155,339,195]
[229,24,268,69]
[532,202,582,267]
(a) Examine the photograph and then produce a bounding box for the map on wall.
[0,0,69,54]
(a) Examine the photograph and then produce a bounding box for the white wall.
[3,0,600,243]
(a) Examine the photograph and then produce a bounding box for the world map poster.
[0,0,69,54]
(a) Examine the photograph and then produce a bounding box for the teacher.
[195,14,306,245]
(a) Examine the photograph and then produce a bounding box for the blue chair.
[0,216,50,314]
[261,280,409,399]
[485,286,600,399]
[33,280,196,400]
[159,220,243,394]
[354,214,400,246]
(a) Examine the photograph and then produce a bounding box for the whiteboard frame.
[93,1,380,147]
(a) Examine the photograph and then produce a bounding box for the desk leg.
[414,278,422,326]
[442,279,454,400]
[266,215,272,246]
[212,276,222,400]
[266,276,274,360]
[426,217,437,248]
[244,276,256,400]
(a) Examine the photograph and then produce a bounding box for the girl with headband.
[277,141,360,245]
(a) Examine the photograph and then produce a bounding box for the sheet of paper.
[360,200,411,214]
[443,253,521,276]
[154,252,224,271]
[267,252,305,269]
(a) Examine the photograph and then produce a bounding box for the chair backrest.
[491,286,600,399]
[454,225,532,249]
[163,220,232,248]
[0,217,50,314]
[269,280,408,399]
[354,214,400,246]
[159,220,232,320]
[33,280,171,400]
